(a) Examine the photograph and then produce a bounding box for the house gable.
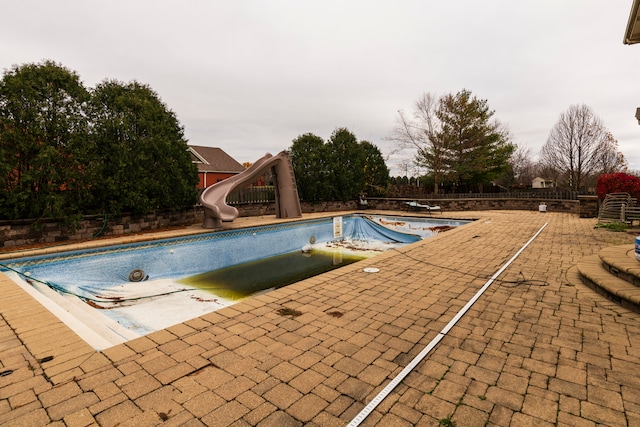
[188,145,246,188]
[188,145,245,173]
[188,147,209,165]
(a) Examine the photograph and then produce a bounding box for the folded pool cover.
[344,216,421,244]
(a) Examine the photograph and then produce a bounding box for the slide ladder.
[200,151,302,228]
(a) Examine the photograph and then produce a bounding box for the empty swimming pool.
[0,214,470,349]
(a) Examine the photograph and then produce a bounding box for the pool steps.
[576,244,640,313]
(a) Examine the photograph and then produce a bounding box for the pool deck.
[1,209,639,426]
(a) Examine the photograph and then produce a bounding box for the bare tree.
[508,144,537,187]
[396,158,416,178]
[388,93,446,193]
[595,131,628,174]
[540,104,626,191]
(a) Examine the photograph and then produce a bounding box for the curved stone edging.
[577,244,640,313]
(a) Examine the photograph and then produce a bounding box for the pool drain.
[128,269,146,282]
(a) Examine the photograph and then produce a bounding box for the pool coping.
[0,210,474,261]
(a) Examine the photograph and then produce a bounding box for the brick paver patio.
[1,210,639,426]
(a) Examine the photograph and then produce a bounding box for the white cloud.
[1,0,638,175]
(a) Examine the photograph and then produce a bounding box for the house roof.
[188,145,246,174]
[624,0,640,44]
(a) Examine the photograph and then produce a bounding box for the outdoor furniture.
[598,192,637,224]
[358,195,369,209]
[405,201,442,214]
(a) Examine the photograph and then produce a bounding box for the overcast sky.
[2,1,639,175]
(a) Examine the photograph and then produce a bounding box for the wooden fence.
[226,187,581,204]
[418,190,580,200]
[227,186,276,204]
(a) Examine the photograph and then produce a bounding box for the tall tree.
[504,144,537,188]
[289,132,330,201]
[540,104,626,191]
[326,128,366,201]
[389,93,446,193]
[594,131,627,175]
[390,90,514,193]
[360,140,389,196]
[90,80,198,214]
[289,128,389,201]
[436,90,514,191]
[0,60,93,221]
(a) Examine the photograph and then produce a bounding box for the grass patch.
[439,415,457,427]
[594,221,627,232]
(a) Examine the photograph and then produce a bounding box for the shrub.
[596,172,640,201]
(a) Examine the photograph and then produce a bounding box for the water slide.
[200,151,302,228]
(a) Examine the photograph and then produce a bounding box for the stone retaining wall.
[0,209,201,250]
[577,195,599,218]
[0,197,594,249]
[367,197,580,215]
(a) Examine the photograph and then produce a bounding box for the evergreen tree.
[391,90,514,193]
[436,90,514,191]
[0,60,93,221]
[289,128,389,202]
[326,128,366,201]
[361,140,389,196]
[90,80,198,214]
[289,132,331,201]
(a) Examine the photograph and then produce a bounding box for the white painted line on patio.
[348,222,549,427]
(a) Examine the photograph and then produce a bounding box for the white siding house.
[532,177,555,189]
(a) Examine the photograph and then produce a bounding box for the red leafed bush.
[596,172,640,201]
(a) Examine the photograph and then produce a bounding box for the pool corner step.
[576,246,640,314]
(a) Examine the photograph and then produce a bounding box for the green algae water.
[178,249,364,300]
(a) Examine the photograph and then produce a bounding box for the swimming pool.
[0,214,470,349]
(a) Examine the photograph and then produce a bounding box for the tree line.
[390,91,627,194]
[1,60,628,224]
[288,128,389,202]
[0,60,198,223]
[0,60,391,223]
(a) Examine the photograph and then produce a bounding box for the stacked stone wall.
[367,198,579,215]
[0,209,201,249]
